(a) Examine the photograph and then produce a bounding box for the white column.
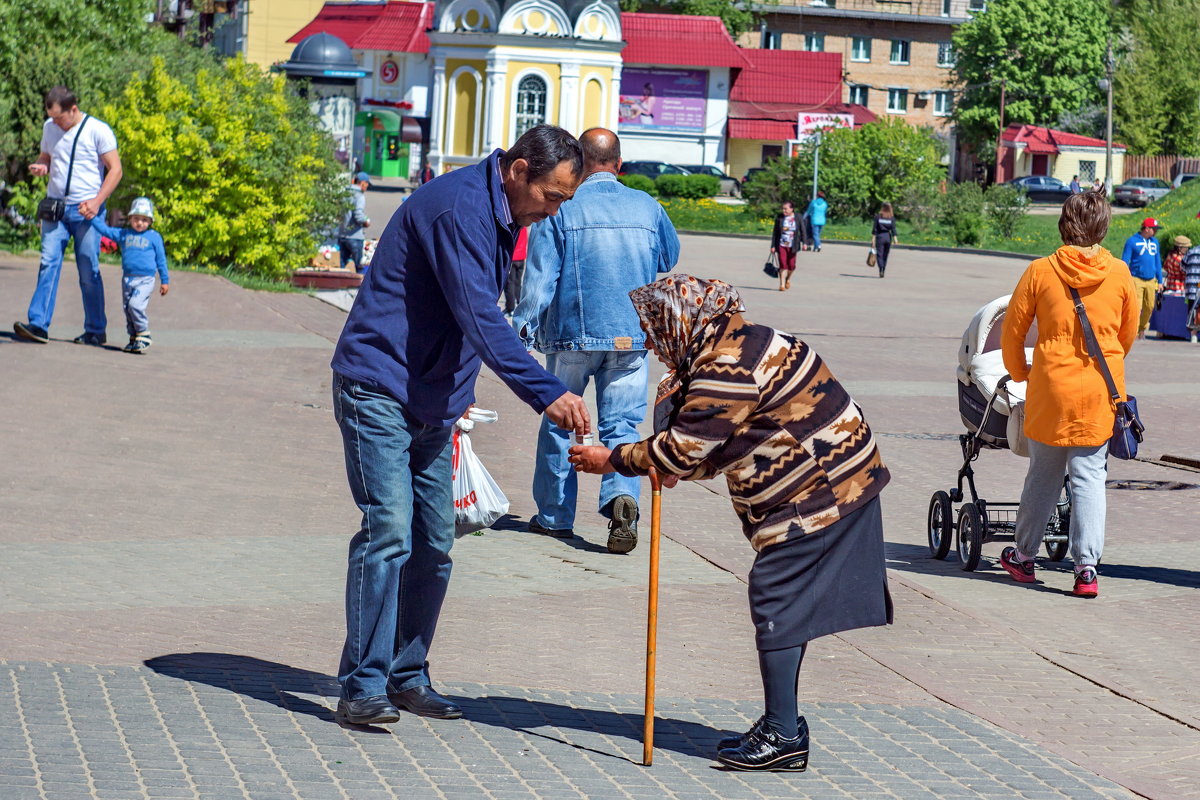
[484,59,508,151]
[608,65,623,131]
[428,59,446,173]
[559,62,580,133]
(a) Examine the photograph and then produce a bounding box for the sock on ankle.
[1014,549,1035,563]
[1075,564,1096,576]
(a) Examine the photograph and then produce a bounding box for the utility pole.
[812,130,821,202]
[993,78,1007,183]
[1104,39,1115,197]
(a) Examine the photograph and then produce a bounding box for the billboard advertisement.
[619,68,708,132]
[796,112,853,141]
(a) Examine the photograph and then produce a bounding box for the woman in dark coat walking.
[569,275,892,772]
[770,201,801,291]
[872,202,898,278]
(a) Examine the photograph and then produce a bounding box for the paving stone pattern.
[0,662,1132,800]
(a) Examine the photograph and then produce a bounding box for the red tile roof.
[620,13,751,69]
[727,50,872,140]
[731,50,843,106]
[289,1,433,55]
[1001,123,1126,153]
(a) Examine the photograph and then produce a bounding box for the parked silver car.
[677,164,741,197]
[1114,177,1172,207]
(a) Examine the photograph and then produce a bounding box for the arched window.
[514,75,548,139]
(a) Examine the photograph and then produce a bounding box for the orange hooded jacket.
[1001,245,1139,447]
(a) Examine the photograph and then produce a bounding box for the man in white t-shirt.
[13,86,123,346]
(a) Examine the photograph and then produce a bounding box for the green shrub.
[898,181,941,234]
[942,181,986,246]
[984,183,1030,239]
[655,173,721,199]
[618,173,658,196]
[99,57,342,278]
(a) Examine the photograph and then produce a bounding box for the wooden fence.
[1123,155,1200,182]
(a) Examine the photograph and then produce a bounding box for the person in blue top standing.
[90,197,169,353]
[1069,175,1083,194]
[513,128,680,554]
[337,171,371,273]
[328,124,591,727]
[1121,217,1165,338]
[804,191,828,253]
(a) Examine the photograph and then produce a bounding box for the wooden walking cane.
[643,468,663,766]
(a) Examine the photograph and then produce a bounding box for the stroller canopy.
[957,295,1031,414]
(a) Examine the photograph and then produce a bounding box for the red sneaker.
[1073,568,1099,597]
[999,547,1036,583]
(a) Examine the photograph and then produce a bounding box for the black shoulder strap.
[63,114,90,198]
[1068,286,1122,404]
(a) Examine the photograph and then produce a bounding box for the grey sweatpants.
[1014,439,1108,567]
[123,274,156,337]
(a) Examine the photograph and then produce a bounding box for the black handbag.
[1069,287,1145,459]
[763,250,779,278]
[37,115,89,223]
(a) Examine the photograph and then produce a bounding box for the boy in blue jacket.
[91,197,169,353]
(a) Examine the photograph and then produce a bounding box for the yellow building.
[236,0,331,67]
[426,0,624,172]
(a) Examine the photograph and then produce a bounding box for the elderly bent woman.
[570,275,891,772]
[999,191,1138,598]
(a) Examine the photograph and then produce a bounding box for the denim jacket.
[514,171,680,352]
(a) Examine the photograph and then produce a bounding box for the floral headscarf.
[629,275,745,372]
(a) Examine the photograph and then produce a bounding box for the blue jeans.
[811,224,824,250]
[29,204,106,335]
[338,238,365,273]
[532,350,648,530]
[332,373,456,699]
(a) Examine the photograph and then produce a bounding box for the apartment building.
[742,0,982,131]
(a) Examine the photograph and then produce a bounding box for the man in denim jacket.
[513,128,679,553]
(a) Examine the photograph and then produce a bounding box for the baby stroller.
[926,295,1071,571]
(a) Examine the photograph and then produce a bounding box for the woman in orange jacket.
[999,191,1138,598]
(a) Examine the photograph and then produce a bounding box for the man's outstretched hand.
[545,391,590,436]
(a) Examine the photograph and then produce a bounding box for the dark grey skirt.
[748,496,892,651]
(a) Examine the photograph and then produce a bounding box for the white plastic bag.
[1006,400,1030,458]
[451,410,509,535]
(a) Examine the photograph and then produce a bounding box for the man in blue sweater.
[1121,217,1165,338]
[329,125,591,726]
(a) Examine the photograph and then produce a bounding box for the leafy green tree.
[941,182,986,246]
[618,0,755,38]
[984,183,1029,238]
[100,57,342,277]
[951,0,1110,158]
[744,119,946,220]
[1113,0,1200,155]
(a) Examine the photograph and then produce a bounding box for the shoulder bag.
[763,249,779,278]
[1069,286,1144,459]
[37,115,90,223]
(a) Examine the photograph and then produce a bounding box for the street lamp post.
[1103,39,1115,197]
[812,130,822,202]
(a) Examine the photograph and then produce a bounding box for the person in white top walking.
[14,86,123,346]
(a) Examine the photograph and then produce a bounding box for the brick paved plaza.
[2,235,1198,799]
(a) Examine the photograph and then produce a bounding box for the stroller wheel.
[927,491,953,560]
[1045,539,1069,561]
[956,504,984,572]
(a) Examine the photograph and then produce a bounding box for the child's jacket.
[91,219,169,283]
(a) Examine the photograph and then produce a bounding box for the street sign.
[380,60,399,84]
[796,112,852,142]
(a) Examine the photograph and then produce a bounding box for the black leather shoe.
[335,695,401,725]
[718,715,806,751]
[527,517,574,539]
[717,716,809,772]
[14,321,49,343]
[388,685,463,719]
[605,494,638,554]
[72,332,106,346]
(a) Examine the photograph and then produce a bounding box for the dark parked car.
[742,167,769,187]
[1114,177,1172,207]
[618,161,690,179]
[1007,175,1072,203]
[677,164,741,197]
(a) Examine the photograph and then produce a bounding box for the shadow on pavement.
[885,541,1200,590]
[144,653,726,760]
